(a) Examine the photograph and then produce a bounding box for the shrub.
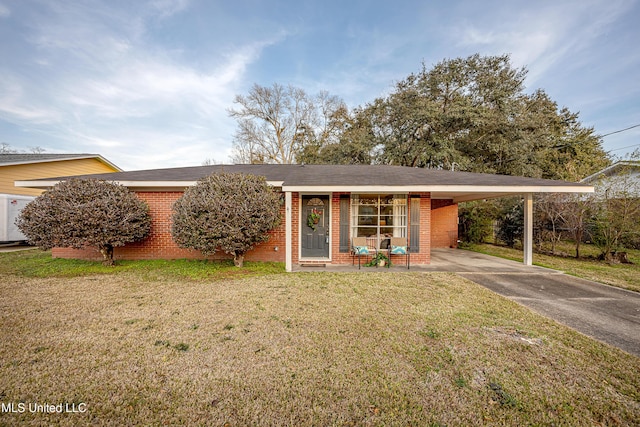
[496,198,524,248]
[171,172,281,267]
[16,179,151,265]
[458,201,497,244]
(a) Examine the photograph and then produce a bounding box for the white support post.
[285,191,292,272]
[523,193,533,266]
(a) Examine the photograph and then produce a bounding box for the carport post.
[523,193,533,266]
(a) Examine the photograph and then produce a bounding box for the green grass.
[1,269,638,426]
[463,242,640,292]
[0,249,284,280]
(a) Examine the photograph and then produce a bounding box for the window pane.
[358,195,378,205]
[351,194,407,247]
[357,227,377,237]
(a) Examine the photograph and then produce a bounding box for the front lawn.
[0,249,284,280]
[1,258,638,425]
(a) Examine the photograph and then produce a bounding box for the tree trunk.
[616,252,631,264]
[233,252,245,268]
[100,244,115,266]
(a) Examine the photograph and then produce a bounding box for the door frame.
[299,193,332,261]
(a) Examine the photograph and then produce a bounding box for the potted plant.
[365,252,391,267]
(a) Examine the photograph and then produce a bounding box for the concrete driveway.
[434,249,640,357]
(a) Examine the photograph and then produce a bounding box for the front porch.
[292,248,556,273]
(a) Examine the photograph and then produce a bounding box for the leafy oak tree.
[307,54,609,179]
[171,172,281,267]
[16,179,151,265]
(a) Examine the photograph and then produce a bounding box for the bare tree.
[534,194,566,253]
[0,143,18,153]
[0,143,45,154]
[201,158,222,166]
[561,194,593,258]
[228,83,344,164]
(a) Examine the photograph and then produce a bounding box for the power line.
[608,143,640,152]
[601,123,640,137]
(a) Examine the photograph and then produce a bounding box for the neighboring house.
[1,153,121,242]
[0,153,121,196]
[581,160,640,251]
[16,164,592,270]
[581,160,640,196]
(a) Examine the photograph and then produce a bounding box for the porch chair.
[351,236,376,269]
[387,237,410,269]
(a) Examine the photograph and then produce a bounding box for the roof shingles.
[30,164,588,188]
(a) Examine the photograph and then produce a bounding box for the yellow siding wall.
[0,158,118,196]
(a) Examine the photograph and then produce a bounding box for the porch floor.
[292,248,556,274]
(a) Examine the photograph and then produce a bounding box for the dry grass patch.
[1,272,638,426]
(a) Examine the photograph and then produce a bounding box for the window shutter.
[410,196,420,252]
[339,195,350,252]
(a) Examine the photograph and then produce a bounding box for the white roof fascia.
[15,180,65,189]
[16,180,593,196]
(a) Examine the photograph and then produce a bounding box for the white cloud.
[0,1,282,168]
[454,0,634,88]
[0,3,9,17]
[149,0,190,19]
[0,77,61,123]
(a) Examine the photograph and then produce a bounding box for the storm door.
[301,195,330,258]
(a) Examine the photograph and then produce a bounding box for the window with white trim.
[350,194,407,249]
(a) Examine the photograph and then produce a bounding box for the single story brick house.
[17,164,592,271]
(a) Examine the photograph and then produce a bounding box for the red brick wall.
[431,199,458,248]
[331,193,353,264]
[52,190,445,266]
[409,192,431,264]
[52,191,286,262]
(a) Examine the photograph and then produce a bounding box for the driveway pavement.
[436,249,640,357]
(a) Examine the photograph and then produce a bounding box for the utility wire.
[608,143,640,152]
[601,123,640,137]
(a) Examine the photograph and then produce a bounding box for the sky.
[1,0,639,171]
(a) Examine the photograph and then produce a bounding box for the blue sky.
[1,0,638,171]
